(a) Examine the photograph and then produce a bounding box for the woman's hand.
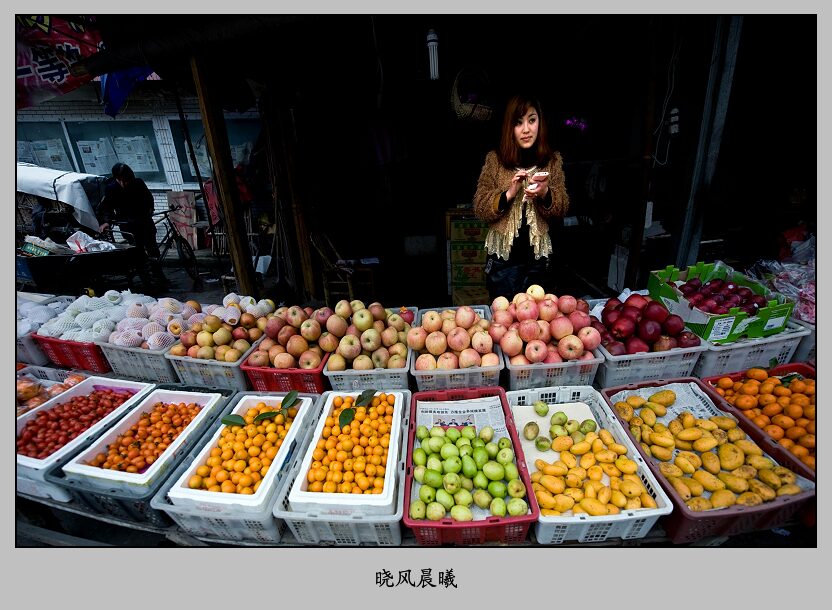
[525,172,550,200]
[506,169,529,201]
[98,222,110,232]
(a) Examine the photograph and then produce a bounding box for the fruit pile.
[409,425,529,522]
[16,372,86,416]
[490,285,600,365]
[410,306,498,371]
[16,388,135,459]
[187,398,299,494]
[304,391,394,494]
[677,277,769,316]
[87,401,202,474]
[613,390,804,511]
[244,303,329,371]
[711,368,815,471]
[593,293,701,356]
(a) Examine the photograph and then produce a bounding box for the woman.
[474,94,569,300]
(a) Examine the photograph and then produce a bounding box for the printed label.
[733,317,753,336]
[708,316,736,342]
[764,316,787,331]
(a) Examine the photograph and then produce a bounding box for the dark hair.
[497,94,552,167]
[111,162,135,181]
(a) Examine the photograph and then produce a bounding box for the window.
[168,118,261,183]
[16,122,75,171]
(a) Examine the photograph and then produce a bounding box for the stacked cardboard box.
[445,210,489,304]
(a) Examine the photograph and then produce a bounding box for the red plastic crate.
[700,363,816,481]
[29,333,111,374]
[599,377,815,544]
[402,386,539,546]
[241,353,329,394]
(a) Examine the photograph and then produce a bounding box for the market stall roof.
[16,162,105,231]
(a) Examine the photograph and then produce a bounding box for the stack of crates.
[446,209,490,305]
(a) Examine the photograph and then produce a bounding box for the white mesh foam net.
[26,305,59,324]
[167,318,187,336]
[126,303,149,318]
[117,317,148,331]
[257,299,275,314]
[141,321,167,339]
[147,331,176,351]
[105,306,127,322]
[203,304,220,315]
[239,296,256,311]
[149,309,176,325]
[156,297,183,314]
[181,304,197,319]
[93,319,116,335]
[75,309,109,329]
[188,313,207,325]
[113,329,144,347]
[221,308,240,325]
[245,303,267,318]
[223,293,241,306]
[103,290,123,304]
[85,296,112,311]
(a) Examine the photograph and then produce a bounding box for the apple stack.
[592,292,708,387]
[408,305,503,391]
[490,285,603,390]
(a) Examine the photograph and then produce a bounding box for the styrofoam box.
[273,392,410,546]
[691,321,810,379]
[16,377,155,501]
[60,388,225,495]
[507,386,673,544]
[166,392,316,513]
[288,390,405,516]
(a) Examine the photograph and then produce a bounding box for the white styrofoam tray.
[60,388,225,493]
[288,390,405,516]
[166,392,316,512]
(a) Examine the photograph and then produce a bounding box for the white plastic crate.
[505,349,603,390]
[16,334,50,365]
[150,391,322,545]
[288,390,406,517]
[692,321,811,379]
[60,388,225,496]
[16,377,155,502]
[273,396,409,546]
[409,305,502,391]
[166,392,316,512]
[791,318,816,365]
[164,336,263,390]
[506,386,673,544]
[97,341,179,384]
[17,365,83,384]
[595,340,707,388]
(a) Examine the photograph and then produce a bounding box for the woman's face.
[514,106,539,149]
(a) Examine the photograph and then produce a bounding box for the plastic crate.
[16,377,155,502]
[41,385,236,527]
[791,319,816,365]
[164,337,263,390]
[505,349,603,390]
[150,391,321,545]
[402,386,539,545]
[272,391,410,546]
[16,333,50,365]
[30,333,112,373]
[700,363,816,481]
[243,353,330,394]
[600,378,816,544]
[96,341,179,384]
[691,321,810,379]
[60,388,226,494]
[17,365,83,384]
[288,390,406,516]
[595,339,707,388]
[506,386,673,544]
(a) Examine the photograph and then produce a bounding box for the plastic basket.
[16,334,50,365]
[17,365,82,384]
[272,391,411,546]
[30,333,112,373]
[40,385,236,526]
[409,305,503,391]
[150,391,321,545]
[506,386,673,544]
[791,319,816,365]
[243,353,330,394]
[96,341,179,384]
[595,339,707,388]
[505,349,603,390]
[699,363,816,481]
[600,378,816,544]
[402,386,539,545]
[164,337,263,390]
[691,321,810,379]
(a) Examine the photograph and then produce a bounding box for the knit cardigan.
[473,150,569,260]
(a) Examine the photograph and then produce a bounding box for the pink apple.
[518,319,540,343]
[492,309,514,328]
[536,320,552,343]
[579,350,596,361]
[538,299,559,322]
[509,354,530,366]
[458,348,482,368]
[421,311,442,333]
[512,292,531,305]
[481,352,501,367]
[300,319,322,342]
[488,323,508,344]
[471,330,493,355]
[387,313,406,332]
[441,318,457,335]
[259,337,276,352]
[337,334,362,360]
[368,302,387,321]
[526,284,546,301]
[577,326,602,351]
[186,345,201,358]
[525,339,548,363]
[388,354,407,369]
[360,328,382,352]
[313,307,334,326]
[231,327,249,342]
[414,353,437,370]
[499,330,523,357]
[373,319,386,334]
[549,316,574,341]
[491,296,510,312]
[246,350,271,368]
[407,327,428,351]
[277,324,298,347]
[264,316,286,340]
[299,350,322,369]
[371,347,390,369]
[334,299,352,319]
[381,326,399,347]
[273,352,296,369]
[345,324,361,338]
[575,299,590,313]
[352,355,374,370]
[507,303,517,319]
[447,327,471,352]
[425,331,448,356]
[543,350,563,364]
[454,306,477,330]
[558,295,578,314]
[557,334,585,360]
[286,305,308,328]
[352,309,374,332]
[440,309,456,321]
[568,310,592,332]
[545,293,558,303]
[508,321,520,331]
[325,314,348,338]
[327,353,347,371]
[437,352,459,369]
[388,342,408,358]
[318,332,339,353]
[516,299,539,322]
[286,335,309,358]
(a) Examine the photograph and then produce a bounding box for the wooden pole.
[190,55,257,297]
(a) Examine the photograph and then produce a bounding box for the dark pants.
[122,219,167,288]
[485,254,550,301]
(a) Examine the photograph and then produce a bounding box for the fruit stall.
[15,262,816,547]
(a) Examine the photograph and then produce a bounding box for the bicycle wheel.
[174,236,200,280]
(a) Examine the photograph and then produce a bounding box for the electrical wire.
[652,32,682,168]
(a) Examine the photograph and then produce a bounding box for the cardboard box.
[647,260,795,344]
[449,243,486,265]
[452,286,490,306]
[450,220,489,243]
[451,264,485,287]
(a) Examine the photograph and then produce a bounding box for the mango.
[659,462,684,479]
[679,476,704,497]
[685,497,714,512]
[565,473,583,489]
[609,476,621,491]
[643,401,668,417]
[653,422,668,435]
[772,467,797,485]
[734,439,763,456]
[651,432,675,449]
[625,497,642,510]
[730,465,757,480]
[551,436,574,452]
[692,436,719,453]
[579,452,596,469]
[648,389,676,406]
[562,488,584,503]
[692,469,725,492]
[630,416,644,427]
[580,497,608,516]
[676,427,703,442]
[600,463,622,478]
[717,472,749,494]
[535,489,557,509]
[700,451,721,475]
[559,451,578,469]
[599,429,615,446]
[650,445,673,461]
[640,442,652,458]
[554,494,575,513]
[640,493,658,509]
[710,489,738,508]
[610,489,627,508]
[626,395,647,408]
[756,470,783,491]
[630,426,642,443]
[540,474,566,495]
[614,402,634,422]
[736,491,764,506]
[709,415,737,430]
[596,485,612,505]
[674,439,694,451]
[567,466,587,481]
[534,458,550,472]
[587,465,604,482]
[676,450,702,469]
[746,455,775,470]
[540,508,562,517]
[776,484,802,497]
[594,449,617,463]
[727,427,747,442]
[608,443,629,456]
[640,408,657,427]
[668,419,684,436]
[718,443,746,471]
[530,471,543,483]
[591,438,605,454]
[695,419,718,431]
[619,479,644,499]
[572,505,588,515]
[582,482,596,499]
[679,411,696,429]
[615,456,638,474]
[747,479,776,502]
[543,462,568,477]
[606,504,621,515]
[712,429,729,446]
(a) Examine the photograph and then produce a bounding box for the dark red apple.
[602,309,621,327]
[265,316,286,340]
[713,306,730,315]
[605,340,627,356]
[652,335,678,352]
[619,305,643,322]
[680,284,697,296]
[750,295,768,308]
[688,293,705,306]
[702,299,718,311]
[624,293,650,310]
[590,319,607,333]
[625,336,650,354]
[604,298,622,311]
[687,277,702,288]
[706,278,724,290]
[643,301,670,323]
[576,299,590,313]
[711,294,725,305]
[600,332,614,346]
[610,316,636,339]
[662,314,685,337]
[736,287,754,300]
[638,319,663,343]
[676,331,702,348]
[698,304,712,313]
[724,282,738,292]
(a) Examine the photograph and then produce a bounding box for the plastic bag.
[66,231,116,253]
[746,259,816,324]
[16,378,43,401]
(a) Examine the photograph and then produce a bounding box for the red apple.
[499,330,524,357]
[604,341,627,356]
[525,339,548,363]
[577,326,602,351]
[652,335,678,352]
[676,331,702,348]
[575,299,590,313]
[603,298,622,311]
[624,293,649,310]
[610,316,636,340]
[518,319,541,343]
[637,319,663,343]
[662,314,685,337]
[619,305,643,322]
[568,310,591,332]
[549,317,574,341]
[625,336,650,354]
[557,295,578,314]
[557,334,585,360]
[643,301,670,323]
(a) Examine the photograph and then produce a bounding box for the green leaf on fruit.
[356,389,377,407]
[769,358,779,369]
[254,411,280,423]
[221,414,246,427]
[339,408,356,428]
[281,390,299,410]
[779,373,803,386]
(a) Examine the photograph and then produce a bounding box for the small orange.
[791,445,809,458]
[746,368,769,381]
[776,396,792,408]
[763,424,785,440]
[752,414,771,427]
[803,405,816,420]
[733,381,744,392]
[734,395,758,410]
[773,386,792,397]
[790,394,810,407]
[758,394,777,406]
[784,426,807,441]
[797,434,815,449]
[717,377,734,389]
[739,383,759,396]
[761,403,783,418]
[778,438,795,450]
[771,414,795,429]
[768,377,782,386]
[788,379,807,394]
[800,455,815,470]
[802,382,815,396]
[759,382,776,395]
[715,388,726,396]
[794,417,811,429]
[806,421,815,435]
[785,404,805,420]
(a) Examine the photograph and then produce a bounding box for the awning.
[16,162,105,231]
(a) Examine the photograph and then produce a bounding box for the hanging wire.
[652,32,682,168]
